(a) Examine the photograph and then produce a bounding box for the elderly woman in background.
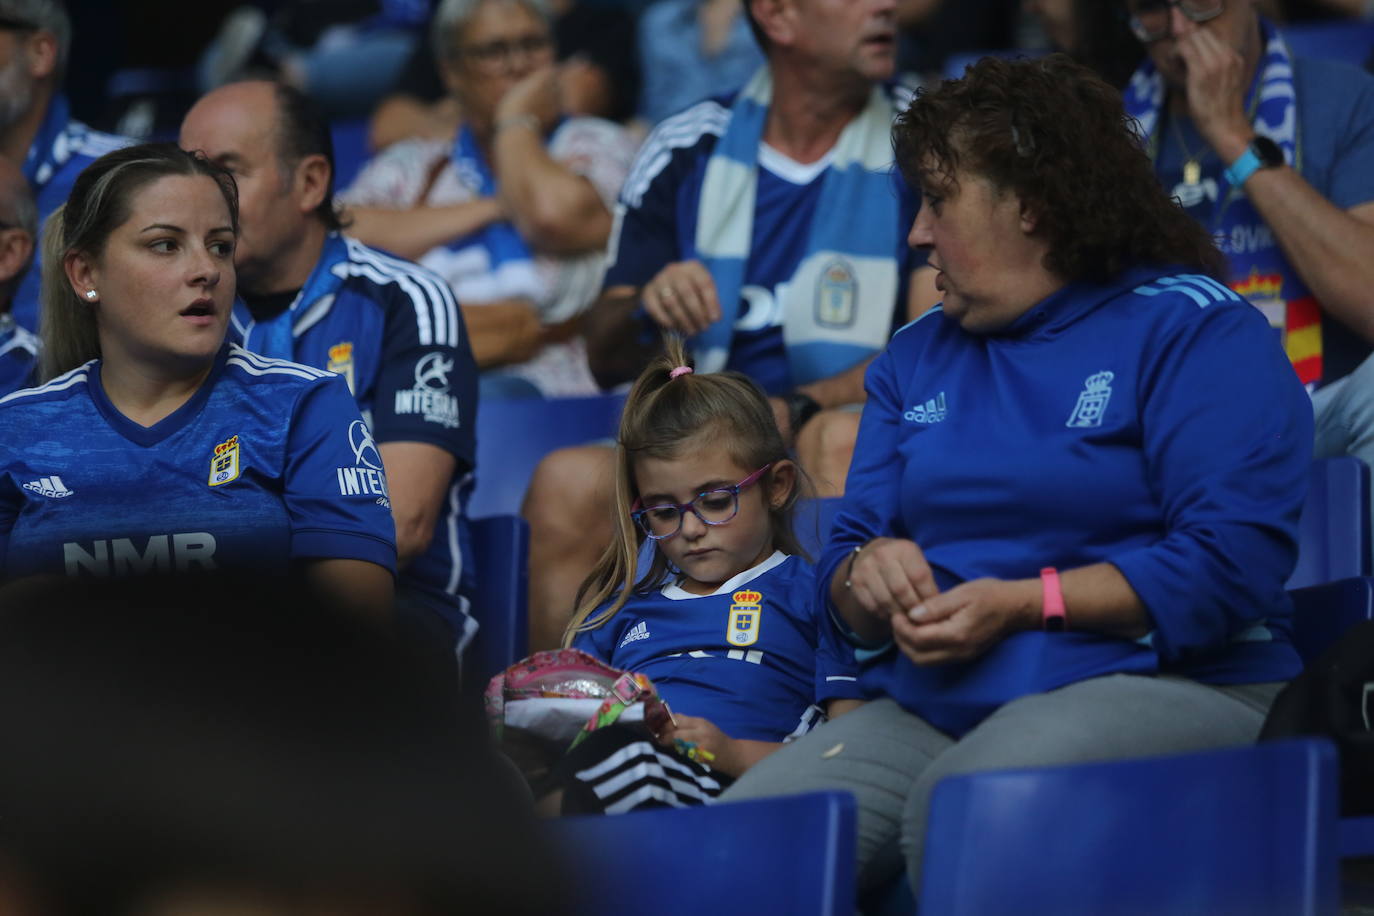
[722,54,1313,894]
[342,0,639,399]
[0,144,396,618]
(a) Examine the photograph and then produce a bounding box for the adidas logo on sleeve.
[22,475,74,498]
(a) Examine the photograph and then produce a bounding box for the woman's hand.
[642,260,721,335]
[831,536,940,644]
[891,576,1037,666]
[494,65,562,135]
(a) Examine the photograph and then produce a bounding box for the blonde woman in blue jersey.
[0,144,396,619]
[541,336,861,815]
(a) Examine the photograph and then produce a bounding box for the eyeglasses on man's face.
[0,15,37,32]
[1127,0,1225,43]
[459,33,553,71]
[632,464,773,540]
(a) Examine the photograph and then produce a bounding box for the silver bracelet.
[494,114,541,134]
[842,543,867,590]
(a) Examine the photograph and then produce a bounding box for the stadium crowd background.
[0,0,1373,912]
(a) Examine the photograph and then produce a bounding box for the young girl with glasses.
[542,337,862,815]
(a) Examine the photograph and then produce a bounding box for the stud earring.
[85,290,97,300]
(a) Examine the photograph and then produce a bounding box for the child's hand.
[657,714,736,772]
[655,715,783,777]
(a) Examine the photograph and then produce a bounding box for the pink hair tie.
[669,366,694,379]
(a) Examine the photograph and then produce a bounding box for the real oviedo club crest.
[727,589,763,647]
[208,435,241,487]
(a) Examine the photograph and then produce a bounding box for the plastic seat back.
[468,393,626,519]
[1288,456,1371,590]
[919,739,1340,916]
[548,791,857,916]
[466,514,529,687]
[794,496,842,561]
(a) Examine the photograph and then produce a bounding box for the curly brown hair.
[893,53,1226,284]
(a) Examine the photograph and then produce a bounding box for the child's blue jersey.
[0,344,396,581]
[573,552,862,742]
[0,315,39,398]
[228,234,478,639]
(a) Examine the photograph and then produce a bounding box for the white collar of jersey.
[661,550,789,601]
[757,142,834,186]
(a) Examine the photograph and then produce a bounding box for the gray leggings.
[720,674,1283,896]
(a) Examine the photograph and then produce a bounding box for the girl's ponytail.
[562,337,696,642]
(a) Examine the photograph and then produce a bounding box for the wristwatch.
[1223,135,1284,187]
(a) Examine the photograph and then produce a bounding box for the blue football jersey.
[0,345,396,581]
[13,96,129,333]
[0,315,39,398]
[228,234,479,642]
[605,95,919,395]
[573,552,861,742]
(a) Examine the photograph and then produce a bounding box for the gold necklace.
[1170,112,1208,187]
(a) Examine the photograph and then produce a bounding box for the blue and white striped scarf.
[692,69,902,384]
[445,124,542,303]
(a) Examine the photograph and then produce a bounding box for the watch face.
[1253,135,1284,168]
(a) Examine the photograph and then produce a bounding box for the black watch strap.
[782,390,822,433]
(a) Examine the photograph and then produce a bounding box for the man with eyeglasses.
[1122,0,1374,497]
[0,154,37,396]
[0,0,127,335]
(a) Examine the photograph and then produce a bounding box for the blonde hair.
[39,143,239,381]
[562,336,807,646]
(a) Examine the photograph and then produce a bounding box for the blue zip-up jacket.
[822,266,1313,736]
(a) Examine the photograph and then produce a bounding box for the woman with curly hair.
[721,54,1314,896]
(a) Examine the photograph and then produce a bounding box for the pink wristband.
[1040,567,1066,632]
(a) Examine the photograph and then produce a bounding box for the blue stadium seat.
[918,739,1341,916]
[547,791,857,916]
[942,48,1042,80]
[466,514,529,687]
[468,393,626,519]
[103,67,198,142]
[329,118,371,193]
[793,496,841,560]
[1288,576,1374,666]
[1283,21,1374,68]
[1288,456,1371,590]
